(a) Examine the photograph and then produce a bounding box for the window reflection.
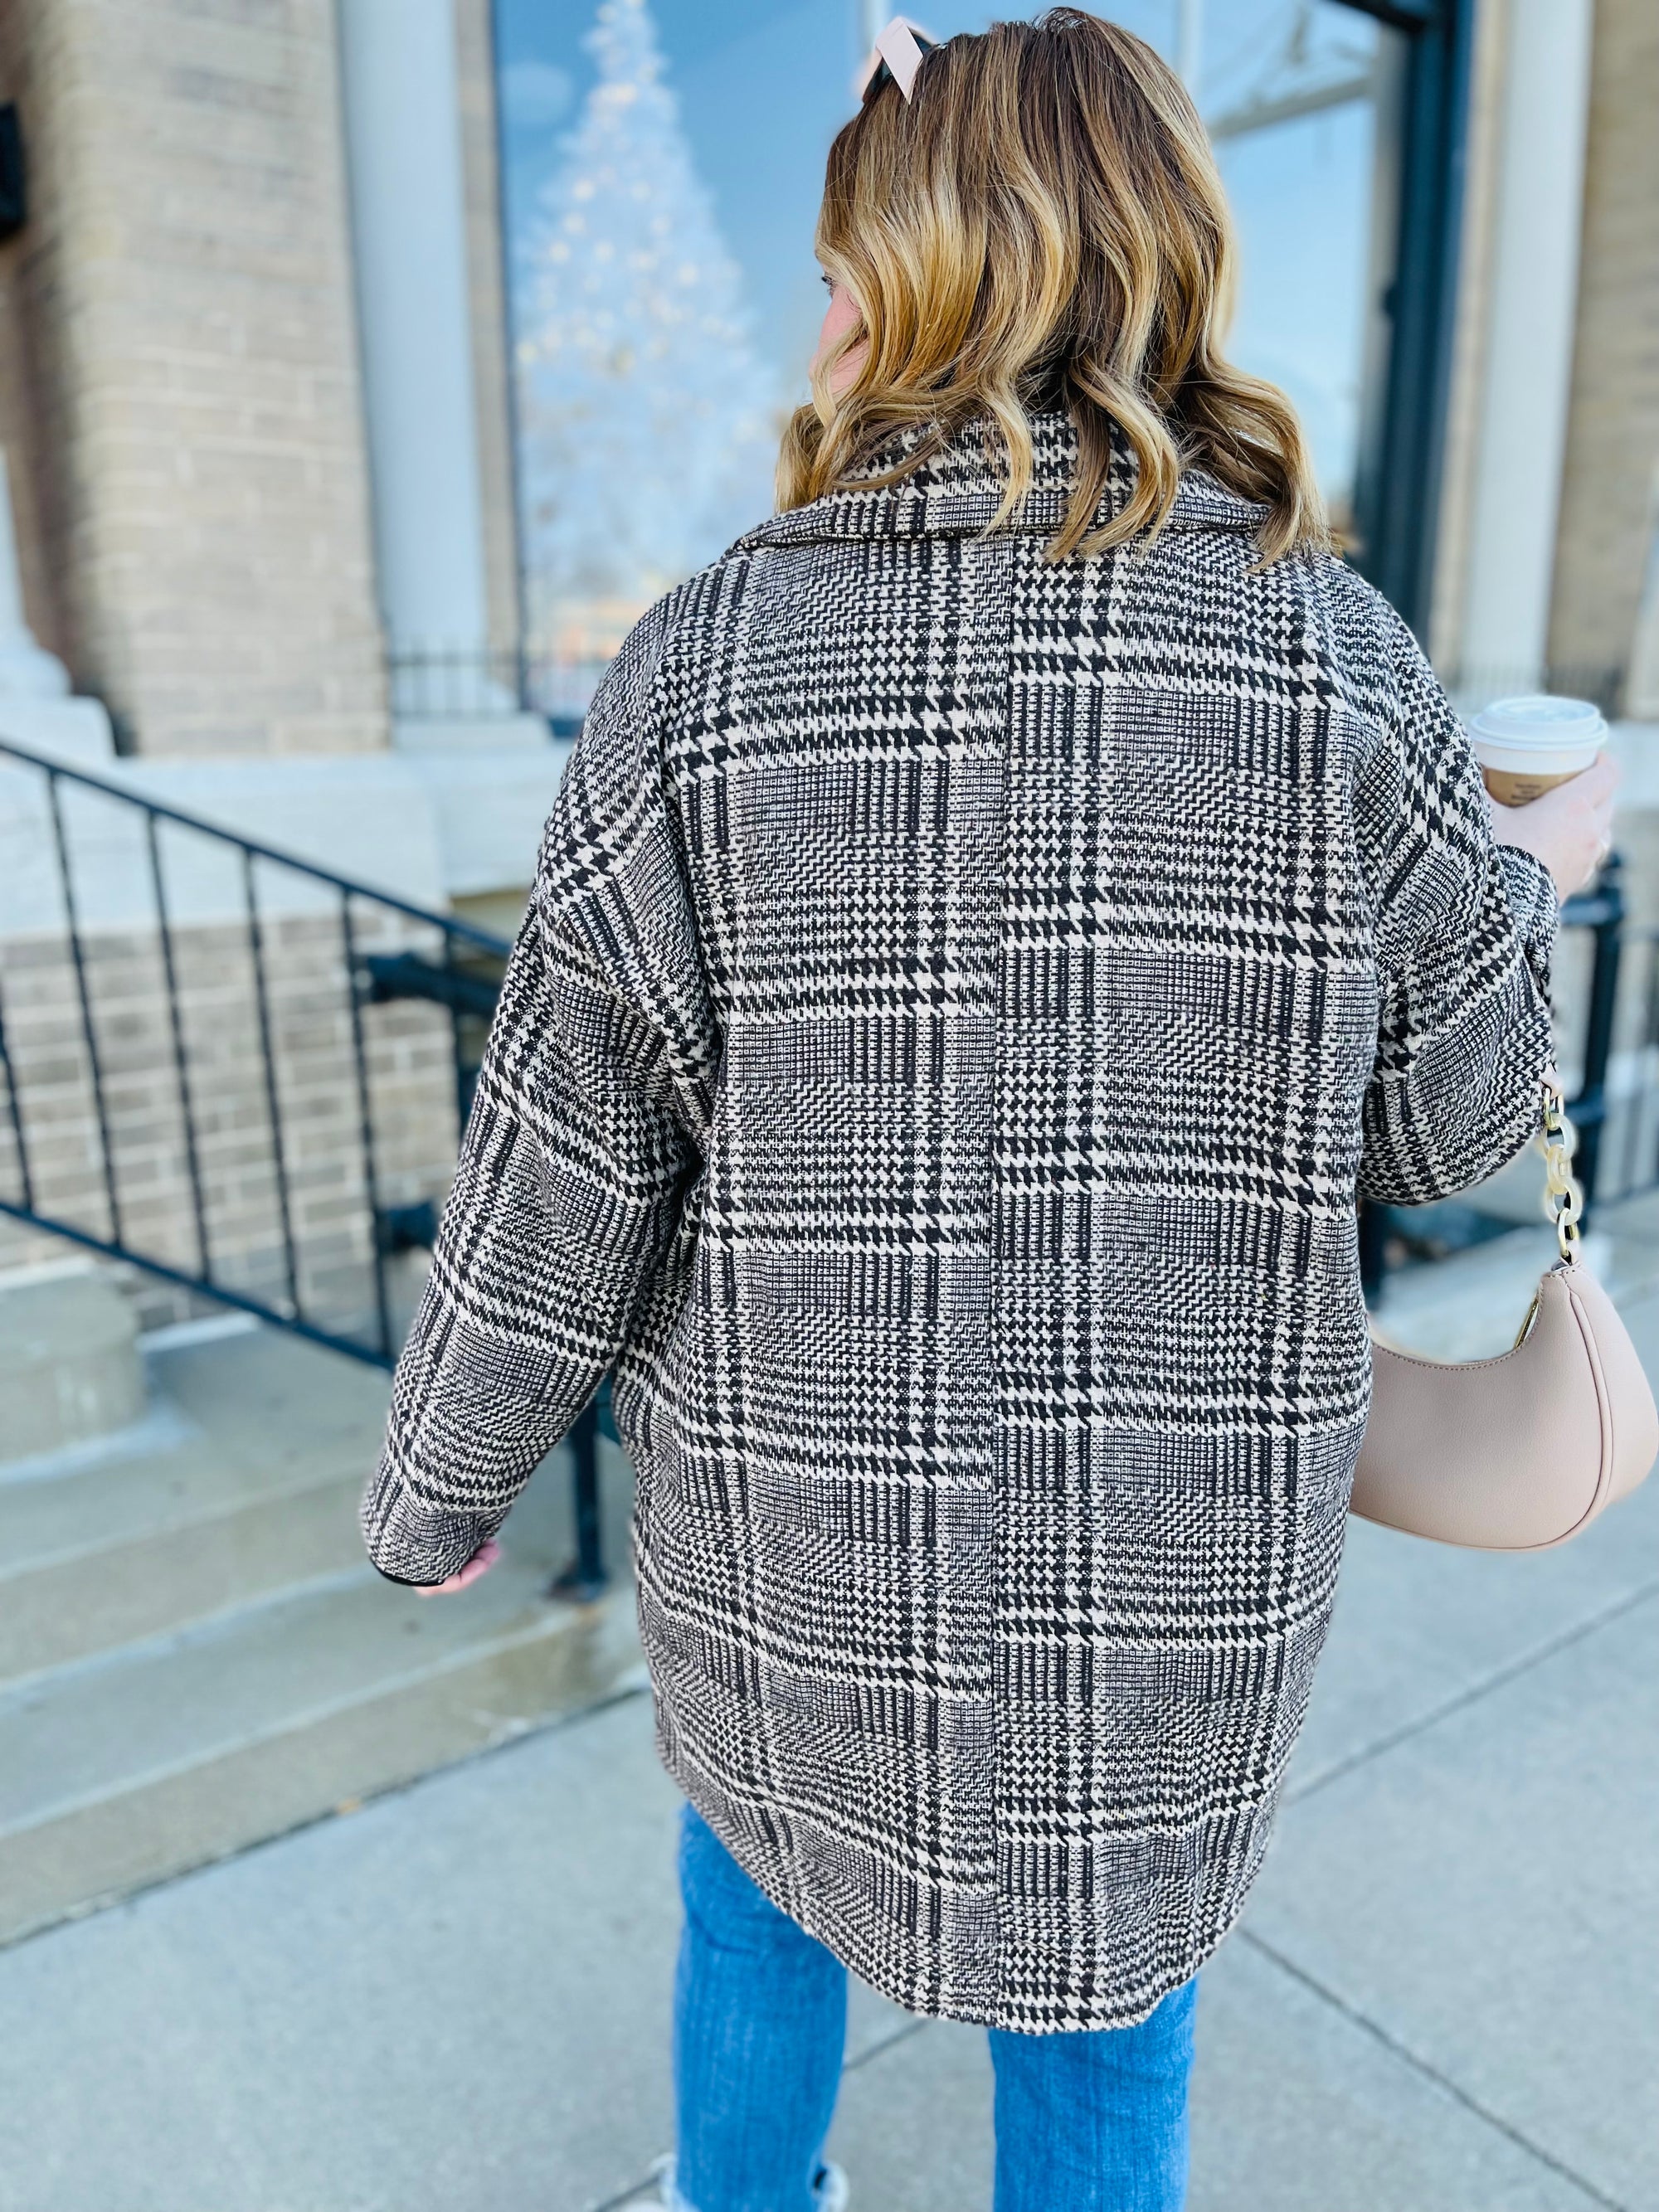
[1206,1,1406,548]
[513,0,780,712]
[496,0,1404,706]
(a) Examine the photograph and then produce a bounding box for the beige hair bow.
[855,17,936,104]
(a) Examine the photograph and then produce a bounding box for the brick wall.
[1549,0,1659,693]
[0,0,389,756]
[0,908,462,1339]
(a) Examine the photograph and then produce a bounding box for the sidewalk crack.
[1287,1577,1659,1807]
[1238,1930,1630,2211]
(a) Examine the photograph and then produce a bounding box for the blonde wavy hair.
[777,8,1328,564]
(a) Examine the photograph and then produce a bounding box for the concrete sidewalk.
[2,1282,1656,2209]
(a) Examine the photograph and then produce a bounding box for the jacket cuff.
[360,1456,503,1586]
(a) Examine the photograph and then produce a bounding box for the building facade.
[1432,0,1659,712]
[0,0,551,1323]
[0,0,1657,1327]
[2,0,1656,786]
[0,0,553,918]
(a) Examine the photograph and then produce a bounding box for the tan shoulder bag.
[1351,1073,1659,1549]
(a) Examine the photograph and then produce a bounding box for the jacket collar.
[739,408,1267,552]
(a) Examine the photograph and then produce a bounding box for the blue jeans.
[672,1805,1198,2212]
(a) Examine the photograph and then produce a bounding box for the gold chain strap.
[1540,1071,1584,1265]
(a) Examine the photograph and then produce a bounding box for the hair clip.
[855,17,937,105]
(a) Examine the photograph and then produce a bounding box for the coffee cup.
[1467,694,1607,806]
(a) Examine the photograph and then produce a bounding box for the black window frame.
[1335,0,1478,636]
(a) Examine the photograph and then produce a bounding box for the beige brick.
[1,911,461,1337]
[1549,0,1659,687]
[0,0,390,755]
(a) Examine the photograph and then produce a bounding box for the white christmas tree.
[518,0,780,672]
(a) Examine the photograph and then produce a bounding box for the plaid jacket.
[362,414,1556,2030]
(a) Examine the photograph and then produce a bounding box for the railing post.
[340,892,396,1364]
[1565,853,1623,1223]
[44,771,124,1247]
[145,813,212,1282]
[0,983,33,1214]
[443,931,469,1135]
[1357,1198,1388,1305]
[0,732,517,1373]
[552,1401,607,1601]
[241,848,301,1317]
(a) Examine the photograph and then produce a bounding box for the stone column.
[455,0,525,665]
[1457,0,1595,697]
[338,0,499,666]
[0,445,114,761]
[0,448,67,701]
[1548,0,1659,712]
[0,0,389,758]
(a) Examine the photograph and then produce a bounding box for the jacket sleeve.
[360,607,718,1585]
[1356,614,1559,1208]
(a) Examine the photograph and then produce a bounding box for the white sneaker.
[813,2164,849,2212]
[645,2152,849,2210]
[644,2158,688,2211]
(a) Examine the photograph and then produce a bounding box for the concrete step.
[0,1512,640,1948]
[0,1440,371,1684]
[0,1310,640,1948]
[0,1262,144,1460]
[0,1320,392,1680]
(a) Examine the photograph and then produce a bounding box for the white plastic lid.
[1467,694,1606,750]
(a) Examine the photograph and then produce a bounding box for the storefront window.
[1206,2,1409,549]
[496,0,1410,707]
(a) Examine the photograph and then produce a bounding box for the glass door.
[1199,1,1410,554]
[494,0,1467,708]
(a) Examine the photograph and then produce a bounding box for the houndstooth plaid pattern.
[362,413,1556,2030]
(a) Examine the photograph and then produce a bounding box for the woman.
[362,13,1615,2209]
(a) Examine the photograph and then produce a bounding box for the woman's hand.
[416,1538,503,1598]
[1488,752,1619,899]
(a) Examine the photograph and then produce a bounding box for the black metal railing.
[1556,860,1625,1205]
[0,736,611,1592]
[386,642,591,736]
[1566,904,1659,1217]
[0,735,508,1364]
